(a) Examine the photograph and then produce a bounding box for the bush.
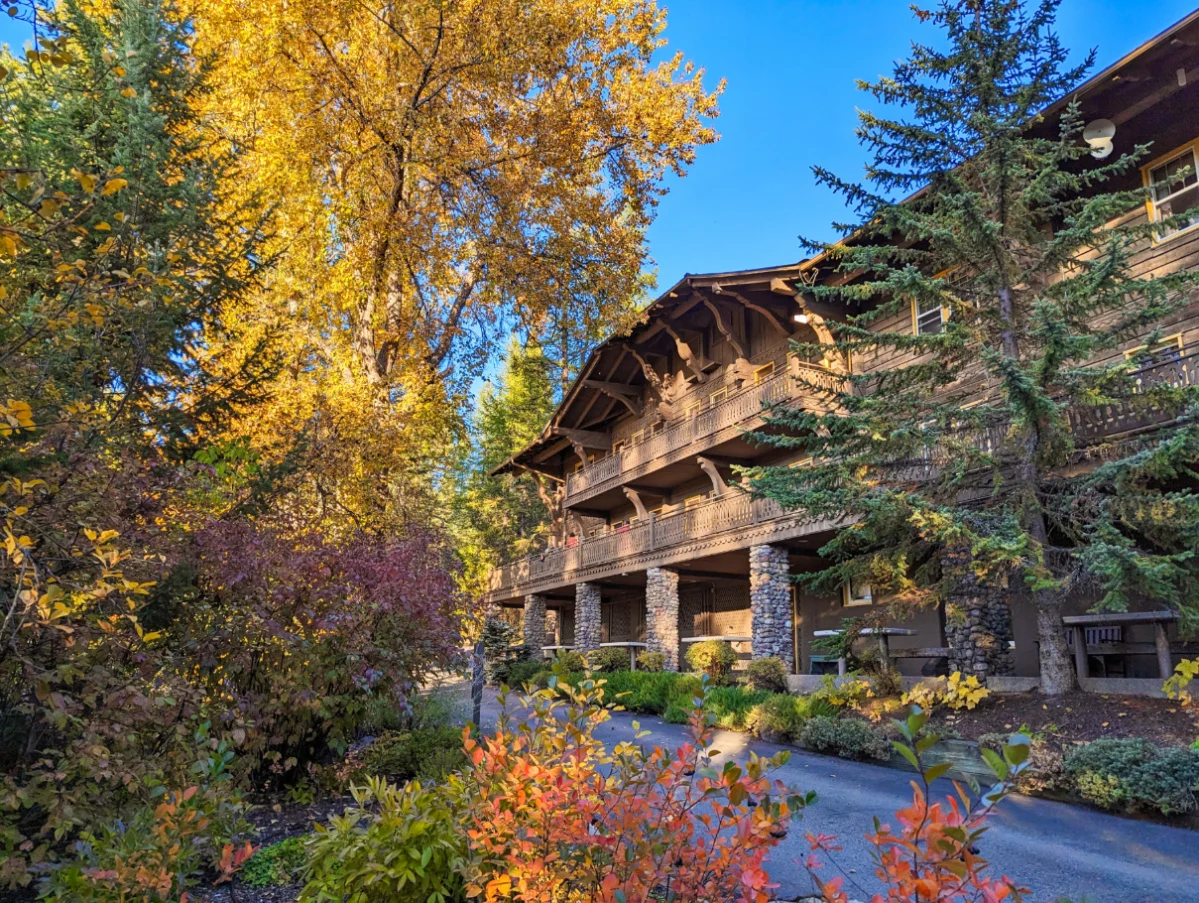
[302,776,465,903]
[812,673,872,710]
[587,647,632,673]
[552,650,586,672]
[41,777,252,902]
[799,715,891,761]
[744,656,789,693]
[746,694,809,743]
[685,639,737,681]
[504,658,546,688]
[597,671,680,714]
[1064,738,1199,815]
[636,650,666,672]
[979,729,1066,794]
[241,836,308,888]
[703,686,771,731]
[662,675,706,723]
[362,727,466,783]
[460,676,806,903]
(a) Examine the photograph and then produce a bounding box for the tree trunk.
[1035,588,1076,695]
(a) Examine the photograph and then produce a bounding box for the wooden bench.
[1061,611,1179,678]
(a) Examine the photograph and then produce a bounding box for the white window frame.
[1144,141,1199,243]
[912,296,946,336]
[842,578,873,608]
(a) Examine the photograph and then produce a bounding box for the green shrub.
[302,776,464,903]
[746,694,809,743]
[663,675,706,723]
[979,730,1065,794]
[505,658,547,688]
[597,671,679,714]
[799,716,891,761]
[481,617,527,685]
[703,686,771,731]
[41,776,249,903]
[744,657,789,693]
[1064,738,1199,815]
[363,727,465,783]
[587,647,632,673]
[685,640,737,681]
[552,650,586,672]
[241,836,309,888]
[636,650,667,672]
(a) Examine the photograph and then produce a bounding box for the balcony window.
[754,361,776,385]
[1146,143,1199,241]
[612,440,625,455]
[649,420,664,436]
[683,494,707,510]
[684,401,702,418]
[842,578,873,607]
[631,429,644,446]
[709,386,729,407]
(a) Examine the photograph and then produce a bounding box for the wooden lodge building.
[486,10,1199,687]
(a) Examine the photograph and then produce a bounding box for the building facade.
[485,11,1199,683]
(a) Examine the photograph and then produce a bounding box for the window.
[709,386,729,407]
[684,494,706,510]
[612,440,626,456]
[1125,334,1184,368]
[1145,143,1199,241]
[684,401,702,418]
[912,296,945,335]
[649,420,664,436]
[788,456,814,469]
[753,361,776,384]
[631,429,644,446]
[842,578,872,608]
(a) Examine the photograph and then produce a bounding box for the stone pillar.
[645,567,681,671]
[523,594,547,655]
[750,543,794,670]
[943,552,1014,681]
[575,583,602,654]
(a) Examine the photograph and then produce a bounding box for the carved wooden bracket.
[622,487,650,521]
[582,379,642,416]
[620,344,667,399]
[555,427,612,451]
[696,456,728,497]
[727,357,756,385]
[662,323,710,383]
[700,295,747,359]
[713,284,792,337]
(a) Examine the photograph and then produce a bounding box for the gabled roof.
[492,262,808,477]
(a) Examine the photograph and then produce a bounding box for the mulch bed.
[928,689,1199,748]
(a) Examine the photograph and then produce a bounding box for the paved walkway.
[478,694,1199,903]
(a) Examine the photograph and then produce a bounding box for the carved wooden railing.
[1066,350,1198,441]
[564,361,842,502]
[489,490,800,594]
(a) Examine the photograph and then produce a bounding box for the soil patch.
[928,689,1199,748]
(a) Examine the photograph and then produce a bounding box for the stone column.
[943,551,1014,681]
[523,594,547,656]
[646,567,681,671]
[750,543,794,670]
[575,582,602,654]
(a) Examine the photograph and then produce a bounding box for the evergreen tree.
[451,339,558,594]
[747,0,1199,694]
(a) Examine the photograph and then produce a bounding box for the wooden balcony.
[487,489,840,600]
[1067,349,1198,442]
[564,361,844,505]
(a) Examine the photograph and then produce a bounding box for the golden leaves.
[0,398,35,435]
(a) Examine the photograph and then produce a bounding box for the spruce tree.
[747,0,1199,694]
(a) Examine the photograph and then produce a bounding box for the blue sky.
[5,1,1196,291]
[641,0,1199,288]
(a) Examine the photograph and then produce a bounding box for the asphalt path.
[480,696,1199,903]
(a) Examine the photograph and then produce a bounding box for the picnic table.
[600,640,648,670]
[541,644,575,659]
[681,634,752,643]
[812,627,919,675]
[1061,610,1179,678]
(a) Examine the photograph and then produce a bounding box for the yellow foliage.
[1164,659,1198,705]
[902,671,990,712]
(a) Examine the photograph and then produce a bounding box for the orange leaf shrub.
[804,708,1032,903]
[460,674,811,903]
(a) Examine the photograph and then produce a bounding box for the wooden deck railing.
[564,361,842,502]
[489,490,798,594]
